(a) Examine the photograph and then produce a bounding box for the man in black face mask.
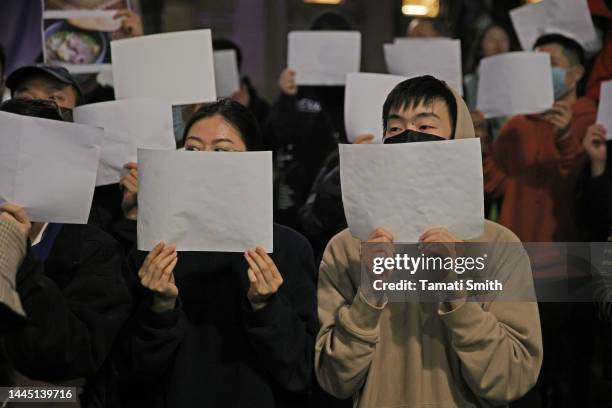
[315,75,542,408]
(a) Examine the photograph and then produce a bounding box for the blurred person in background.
[264,11,350,234]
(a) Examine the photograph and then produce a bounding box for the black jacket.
[264,88,343,233]
[117,222,318,408]
[298,149,346,263]
[3,224,131,407]
[576,140,612,242]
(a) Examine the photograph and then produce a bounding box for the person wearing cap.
[6,64,82,109]
[315,75,542,407]
[0,98,131,405]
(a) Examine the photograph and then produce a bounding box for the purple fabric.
[0,0,43,75]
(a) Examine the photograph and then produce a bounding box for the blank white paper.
[0,111,101,223]
[383,39,463,95]
[213,50,241,98]
[288,31,361,85]
[597,80,612,139]
[137,149,273,252]
[510,0,599,52]
[477,52,553,118]
[74,97,176,186]
[339,138,484,242]
[344,73,407,143]
[111,30,216,105]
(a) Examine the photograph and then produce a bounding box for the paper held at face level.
[213,50,241,98]
[111,29,217,105]
[597,81,612,140]
[510,0,599,53]
[477,52,554,118]
[73,97,176,186]
[340,139,484,242]
[344,73,407,143]
[383,39,463,96]
[0,111,101,223]
[288,31,361,85]
[137,149,273,252]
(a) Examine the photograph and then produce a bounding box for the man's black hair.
[382,75,457,138]
[212,38,243,71]
[0,43,5,78]
[0,98,63,121]
[533,33,586,67]
[183,99,262,151]
[310,11,351,31]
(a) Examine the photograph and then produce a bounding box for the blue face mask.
[551,67,567,100]
[172,106,185,143]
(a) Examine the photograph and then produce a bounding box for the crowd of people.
[0,1,611,407]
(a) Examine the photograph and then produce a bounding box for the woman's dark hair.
[382,75,457,138]
[183,99,263,151]
[467,23,514,74]
[0,98,63,121]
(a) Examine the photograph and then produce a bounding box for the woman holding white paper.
[116,100,317,408]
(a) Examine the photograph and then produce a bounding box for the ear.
[571,64,585,83]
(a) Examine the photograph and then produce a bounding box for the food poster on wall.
[42,0,131,74]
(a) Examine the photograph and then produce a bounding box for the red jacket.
[483,98,597,242]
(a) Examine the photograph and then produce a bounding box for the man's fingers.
[143,242,165,270]
[247,249,274,285]
[256,247,283,286]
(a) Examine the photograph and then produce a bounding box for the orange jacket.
[483,98,597,242]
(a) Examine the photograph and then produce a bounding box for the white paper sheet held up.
[339,139,484,242]
[384,39,463,95]
[510,0,599,52]
[111,30,216,105]
[0,111,101,223]
[344,73,406,143]
[213,50,241,98]
[597,80,612,139]
[288,31,361,85]
[74,97,176,186]
[137,149,273,252]
[477,52,553,118]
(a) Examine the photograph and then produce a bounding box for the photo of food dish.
[44,19,110,65]
[44,0,129,11]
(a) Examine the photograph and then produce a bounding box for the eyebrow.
[387,111,441,122]
[185,136,235,145]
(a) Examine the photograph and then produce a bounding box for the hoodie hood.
[448,85,476,140]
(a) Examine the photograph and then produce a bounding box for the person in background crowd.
[482,33,595,243]
[0,98,130,407]
[405,17,445,38]
[464,23,513,112]
[114,99,317,408]
[481,33,597,408]
[212,38,270,131]
[316,75,542,408]
[264,11,350,234]
[6,64,82,110]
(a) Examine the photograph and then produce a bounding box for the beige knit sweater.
[315,221,542,408]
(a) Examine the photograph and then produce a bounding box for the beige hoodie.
[314,86,542,407]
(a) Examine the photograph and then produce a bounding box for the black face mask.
[383,129,446,144]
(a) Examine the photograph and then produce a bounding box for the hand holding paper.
[0,111,101,223]
[137,149,273,252]
[288,31,361,85]
[73,97,175,186]
[339,139,484,243]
